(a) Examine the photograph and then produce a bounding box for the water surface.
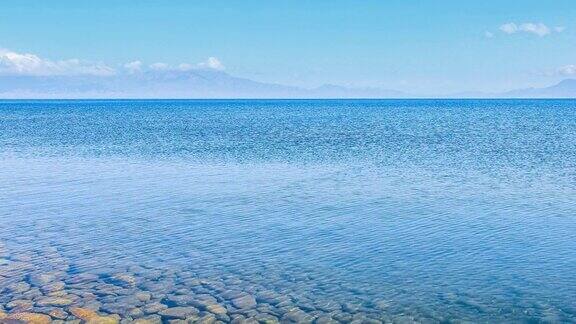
[1,99,575,323]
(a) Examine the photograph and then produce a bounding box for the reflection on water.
[0,100,575,323]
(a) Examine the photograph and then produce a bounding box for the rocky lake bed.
[0,243,413,324]
[1,241,573,324]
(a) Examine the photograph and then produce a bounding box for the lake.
[0,99,575,323]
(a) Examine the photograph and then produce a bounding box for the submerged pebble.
[231,295,257,309]
[5,312,52,324]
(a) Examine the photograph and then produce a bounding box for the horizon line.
[1,97,575,101]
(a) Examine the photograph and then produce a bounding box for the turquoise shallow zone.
[0,99,575,323]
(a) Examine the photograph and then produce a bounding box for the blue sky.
[0,0,575,94]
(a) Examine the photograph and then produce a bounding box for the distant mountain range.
[0,68,575,99]
[453,79,576,98]
[0,69,409,99]
[501,79,576,98]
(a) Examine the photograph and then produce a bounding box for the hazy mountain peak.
[502,79,576,98]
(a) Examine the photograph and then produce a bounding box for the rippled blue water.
[1,99,575,322]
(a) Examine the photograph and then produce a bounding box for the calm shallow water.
[0,99,575,323]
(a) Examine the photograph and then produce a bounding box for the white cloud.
[0,49,227,77]
[520,23,551,36]
[558,64,576,76]
[148,57,225,72]
[500,23,519,34]
[197,57,225,71]
[499,22,562,37]
[0,48,115,76]
[149,62,170,71]
[123,60,142,74]
[484,31,494,38]
[178,63,194,71]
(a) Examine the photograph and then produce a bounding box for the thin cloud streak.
[0,48,225,76]
[498,22,564,37]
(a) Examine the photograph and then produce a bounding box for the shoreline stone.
[7,312,52,324]
[107,274,137,288]
[35,296,74,307]
[5,282,30,294]
[158,306,198,319]
[70,307,100,321]
[48,308,68,320]
[28,273,57,287]
[231,295,257,309]
[205,304,227,315]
